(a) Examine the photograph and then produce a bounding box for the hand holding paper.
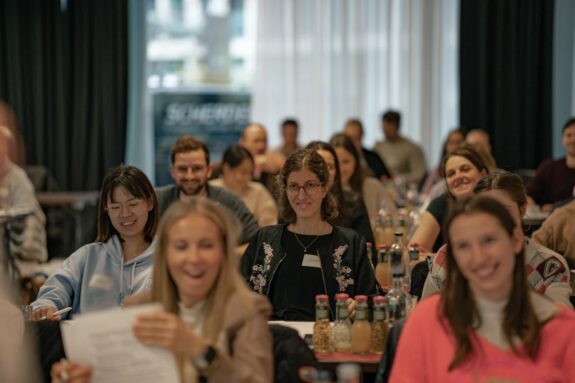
[133,311,209,359]
[61,304,179,383]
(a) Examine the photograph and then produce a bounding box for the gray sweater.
[155,184,259,244]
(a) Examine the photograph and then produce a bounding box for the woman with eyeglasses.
[242,148,377,321]
[31,165,159,319]
[305,141,376,255]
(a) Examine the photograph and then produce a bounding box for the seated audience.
[410,146,489,252]
[240,122,284,197]
[210,144,278,227]
[422,171,572,307]
[391,196,575,382]
[0,125,47,273]
[533,198,575,267]
[329,133,393,218]
[421,128,465,196]
[373,110,427,184]
[306,141,376,249]
[52,198,273,383]
[343,118,392,180]
[155,135,259,245]
[271,118,302,158]
[31,165,158,319]
[242,149,377,321]
[465,128,498,171]
[527,117,575,211]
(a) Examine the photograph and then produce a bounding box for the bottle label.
[337,306,348,319]
[409,249,420,261]
[373,310,385,321]
[355,308,368,320]
[391,250,404,277]
[316,308,328,319]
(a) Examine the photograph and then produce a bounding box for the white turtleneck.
[474,291,559,349]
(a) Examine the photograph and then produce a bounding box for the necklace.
[293,232,321,253]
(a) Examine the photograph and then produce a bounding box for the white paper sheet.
[61,303,179,383]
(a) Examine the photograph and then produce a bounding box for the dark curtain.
[0,0,127,190]
[459,0,554,170]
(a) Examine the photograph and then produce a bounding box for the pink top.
[390,294,575,383]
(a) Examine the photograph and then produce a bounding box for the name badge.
[302,253,321,268]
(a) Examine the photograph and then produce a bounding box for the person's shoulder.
[363,176,384,189]
[525,238,568,268]
[408,294,442,327]
[332,225,363,242]
[155,184,176,196]
[225,289,272,323]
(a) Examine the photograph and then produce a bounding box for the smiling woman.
[409,145,489,252]
[31,165,159,319]
[390,196,575,382]
[242,148,377,321]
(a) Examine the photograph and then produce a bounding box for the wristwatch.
[193,345,220,375]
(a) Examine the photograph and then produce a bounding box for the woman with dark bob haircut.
[242,148,377,321]
[32,165,159,319]
[391,195,575,381]
[210,144,278,226]
[410,144,489,252]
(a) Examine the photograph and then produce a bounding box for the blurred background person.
[239,122,284,197]
[329,133,392,219]
[533,198,575,268]
[343,118,392,180]
[527,117,575,212]
[421,128,465,196]
[306,141,376,250]
[374,110,427,185]
[272,118,301,158]
[0,100,26,165]
[410,146,489,252]
[210,144,278,227]
[0,125,47,276]
[465,128,497,171]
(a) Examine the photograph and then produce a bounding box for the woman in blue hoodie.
[31,165,159,319]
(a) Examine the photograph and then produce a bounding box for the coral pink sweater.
[390,294,575,383]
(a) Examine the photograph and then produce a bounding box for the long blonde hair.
[150,197,251,376]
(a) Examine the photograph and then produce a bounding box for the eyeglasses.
[106,199,146,216]
[286,182,323,195]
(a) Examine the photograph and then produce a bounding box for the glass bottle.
[387,232,409,325]
[382,213,395,246]
[313,294,332,353]
[374,244,390,290]
[331,293,352,352]
[397,212,409,241]
[351,295,371,354]
[369,296,389,354]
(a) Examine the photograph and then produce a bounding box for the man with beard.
[155,136,259,244]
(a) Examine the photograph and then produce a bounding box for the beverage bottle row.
[313,294,390,355]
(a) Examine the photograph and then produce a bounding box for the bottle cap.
[377,244,389,250]
[335,293,349,301]
[355,295,367,303]
[394,231,403,236]
[315,294,328,302]
[373,295,387,304]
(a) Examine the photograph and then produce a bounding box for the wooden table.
[316,352,381,373]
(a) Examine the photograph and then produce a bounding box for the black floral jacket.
[241,224,377,315]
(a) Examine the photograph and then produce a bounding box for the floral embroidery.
[332,245,354,291]
[250,242,274,293]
